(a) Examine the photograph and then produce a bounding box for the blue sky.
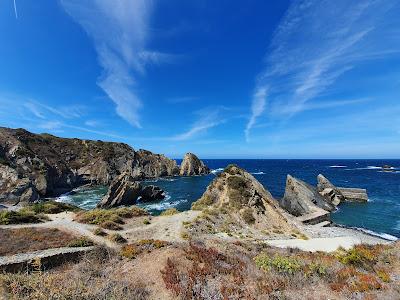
[0,0,399,158]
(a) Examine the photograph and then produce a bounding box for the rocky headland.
[0,127,209,206]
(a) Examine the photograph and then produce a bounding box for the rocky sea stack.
[179,152,210,176]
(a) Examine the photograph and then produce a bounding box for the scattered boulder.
[281,175,336,217]
[179,153,210,176]
[192,164,298,233]
[140,185,165,202]
[317,174,345,206]
[97,173,142,208]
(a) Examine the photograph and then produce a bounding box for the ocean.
[57,159,400,239]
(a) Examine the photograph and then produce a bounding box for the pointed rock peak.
[179,153,209,176]
[317,174,345,206]
[191,165,297,233]
[281,174,336,217]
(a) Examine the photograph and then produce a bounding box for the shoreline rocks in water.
[97,173,142,208]
[97,173,166,208]
[317,174,345,206]
[281,175,336,217]
[179,153,210,176]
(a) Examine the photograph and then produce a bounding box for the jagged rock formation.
[317,174,345,206]
[179,153,209,176]
[97,173,142,208]
[140,185,165,202]
[0,127,179,204]
[338,187,368,202]
[280,175,336,225]
[191,165,297,233]
[281,175,336,217]
[317,174,368,203]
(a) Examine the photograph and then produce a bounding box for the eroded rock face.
[97,173,142,208]
[317,174,345,206]
[140,185,165,202]
[281,175,336,217]
[0,127,179,204]
[179,153,209,176]
[191,164,297,232]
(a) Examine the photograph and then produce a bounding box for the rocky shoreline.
[0,127,209,206]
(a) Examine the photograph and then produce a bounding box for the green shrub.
[143,218,150,225]
[191,195,214,210]
[241,208,255,224]
[75,206,147,225]
[254,254,301,275]
[160,208,179,216]
[100,221,122,231]
[0,210,45,225]
[120,244,138,259]
[93,228,107,236]
[68,237,94,247]
[24,201,80,214]
[109,233,126,244]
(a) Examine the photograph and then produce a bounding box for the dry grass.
[160,241,400,299]
[120,239,169,259]
[160,208,179,216]
[0,247,149,300]
[0,228,77,256]
[0,201,80,225]
[74,206,148,231]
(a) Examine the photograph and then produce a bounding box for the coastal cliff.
[0,127,179,204]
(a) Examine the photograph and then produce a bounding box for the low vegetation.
[109,233,126,244]
[0,228,77,256]
[0,247,149,300]
[160,208,179,216]
[0,201,80,225]
[74,206,148,230]
[67,237,94,248]
[120,239,169,259]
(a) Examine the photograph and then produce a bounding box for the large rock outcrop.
[140,185,165,202]
[0,127,179,204]
[97,173,142,208]
[179,153,209,176]
[281,175,336,217]
[317,174,345,206]
[317,174,368,203]
[191,165,297,233]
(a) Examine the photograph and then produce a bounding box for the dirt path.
[0,212,115,248]
[265,235,390,252]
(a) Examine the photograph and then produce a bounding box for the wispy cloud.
[13,0,18,19]
[25,100,85,119]
[245,87,267,142]
[171,107,226,141]
[246,0,400,140]
[61,0,170,128]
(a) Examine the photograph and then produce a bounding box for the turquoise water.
[57,159,400,239]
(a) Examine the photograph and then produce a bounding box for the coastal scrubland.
[0,239,399,299]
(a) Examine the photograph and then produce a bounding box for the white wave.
[251,171,266,175]
[211,168,224,175]
[329,165,347,168]
[355,227,398,241]
[141,198,187,211]
[366,166,381,169]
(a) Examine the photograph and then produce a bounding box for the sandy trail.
[0,212,115,248]
[265,235,390,252]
